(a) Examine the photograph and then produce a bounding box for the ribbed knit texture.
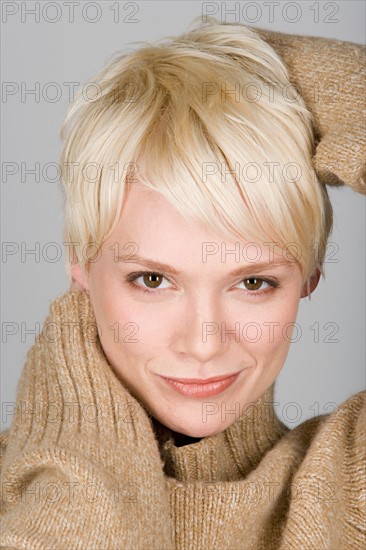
[254,28,366,195]
[0,291,173,549]
[0,290,365,549]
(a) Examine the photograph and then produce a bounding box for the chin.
[164,417,228,438]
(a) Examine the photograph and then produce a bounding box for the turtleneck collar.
[151,380,289,483]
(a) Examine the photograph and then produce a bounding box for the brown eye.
[142,273,164,288]
[243,278,264,291]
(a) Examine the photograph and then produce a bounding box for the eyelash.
[125,270,280,297]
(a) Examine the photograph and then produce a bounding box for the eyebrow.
[115,254,294,277]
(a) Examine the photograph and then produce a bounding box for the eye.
[126,271,172,293]
[138,272,169,289]
[241,278,269,291]
[125,271,279,297]
[235,277,279,296]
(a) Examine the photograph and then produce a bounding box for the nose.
[172,291,232,364]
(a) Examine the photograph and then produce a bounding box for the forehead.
[109,180,295,273]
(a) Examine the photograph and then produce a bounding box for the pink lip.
[160,372,240,398]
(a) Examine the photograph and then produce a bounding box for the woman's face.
[73,181,318,437]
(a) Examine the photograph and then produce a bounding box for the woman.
[1,17,365,549]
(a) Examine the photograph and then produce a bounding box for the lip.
[160,372,240,398]
[161,372,240,384]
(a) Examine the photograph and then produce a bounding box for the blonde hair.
[59,16,333,285]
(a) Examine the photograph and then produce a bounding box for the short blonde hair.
[59,16,333,285]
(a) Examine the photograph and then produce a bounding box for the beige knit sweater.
[0,291,365,549]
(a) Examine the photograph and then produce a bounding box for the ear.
[70,263,89,292]
[300,268,321,298]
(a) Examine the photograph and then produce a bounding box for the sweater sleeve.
[279,388,366,550]
[0,291,173,550]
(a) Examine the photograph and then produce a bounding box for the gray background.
[1,1,365,430]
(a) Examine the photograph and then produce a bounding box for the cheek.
[89,289,172,366]
[235,294,301,359]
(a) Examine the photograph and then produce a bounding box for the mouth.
[160,371,241,384]
[159,371,241,398]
